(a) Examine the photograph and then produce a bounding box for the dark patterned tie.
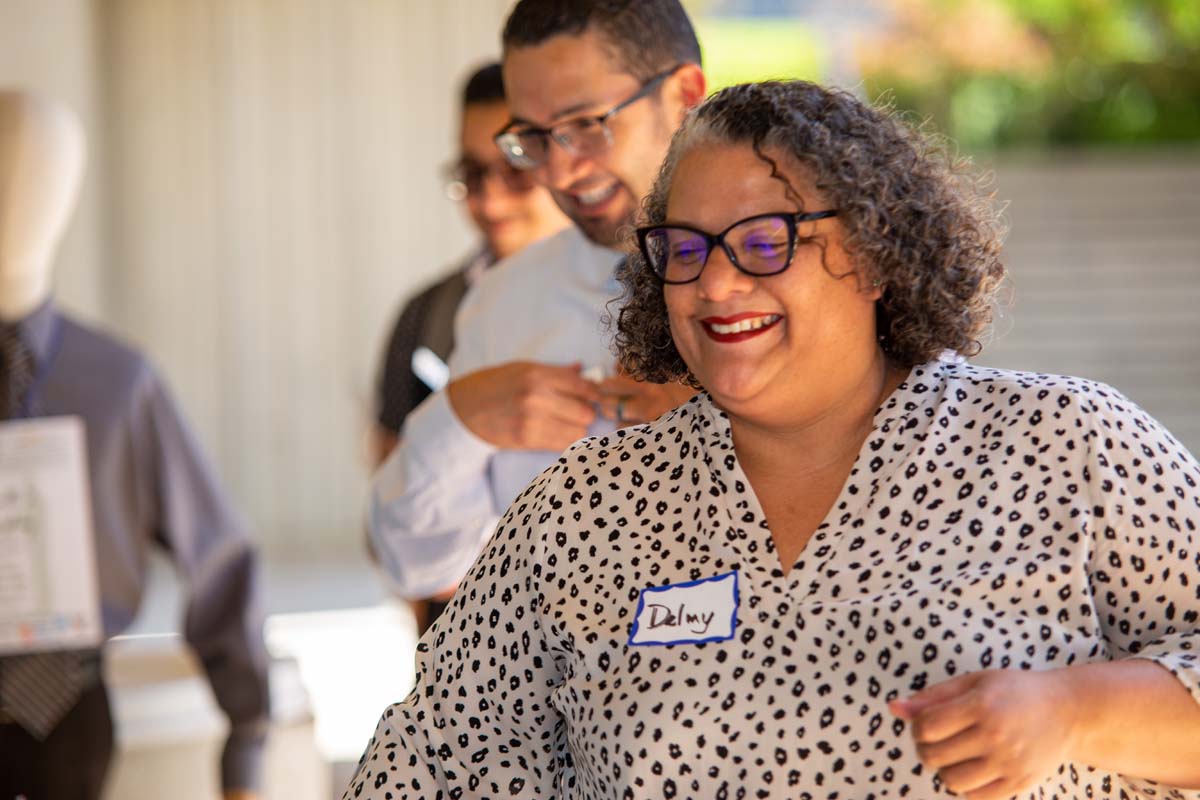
[0,323,87,739]
[0,322,34,417]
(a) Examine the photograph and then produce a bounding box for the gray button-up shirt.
[10,300,270,790]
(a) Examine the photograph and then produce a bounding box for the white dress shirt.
[369,226,623,598]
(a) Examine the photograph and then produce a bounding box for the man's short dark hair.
[462,62,505,107]
[502,0,701,80]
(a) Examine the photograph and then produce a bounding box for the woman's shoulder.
[933,359,1133,411]
[558,395,711,473]
[929,359,1175,442]
[519,396,713,501]
[497,397,710,538]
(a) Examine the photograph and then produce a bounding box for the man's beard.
[571,213,632,249]
[554,186,637,250]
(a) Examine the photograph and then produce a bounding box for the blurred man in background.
[368,0,704,605]
[371,62,567,633]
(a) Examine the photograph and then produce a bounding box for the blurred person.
[0,90,268,800]
[371,62,568,634]
[344,80,1200,799]
[367,0,703,601]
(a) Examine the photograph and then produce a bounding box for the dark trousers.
[0,683,113,800]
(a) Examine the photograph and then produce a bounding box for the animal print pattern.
[346,359,1200,800]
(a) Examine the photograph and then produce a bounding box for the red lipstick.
[699,312,783,343]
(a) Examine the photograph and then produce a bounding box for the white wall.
[0,0,106,320]
[96,0,516,557]
[978,150,1200,449]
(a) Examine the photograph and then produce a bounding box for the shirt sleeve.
[141,370,271,791]
[368,388,501,599]
[1082,388,1200,798]
[346,468,568,799]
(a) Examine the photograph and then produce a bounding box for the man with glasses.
[368,0,706,601]
[371,62,566,631]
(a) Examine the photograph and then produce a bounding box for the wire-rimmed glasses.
[494,64,683,170]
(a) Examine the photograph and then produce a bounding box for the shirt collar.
[464,245,496,288]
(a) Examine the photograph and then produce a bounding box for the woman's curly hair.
[613,80,1007,385]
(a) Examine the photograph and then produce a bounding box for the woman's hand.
[889,669,1081,800]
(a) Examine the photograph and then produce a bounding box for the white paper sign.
[628,571,739,646]
[0,416,101,654]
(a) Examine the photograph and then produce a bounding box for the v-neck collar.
[693,361,951,600]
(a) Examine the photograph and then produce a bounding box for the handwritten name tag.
[628,571,739,646]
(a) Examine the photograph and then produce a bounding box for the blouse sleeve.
[1083,387,1200,798]
[344,465,569,799]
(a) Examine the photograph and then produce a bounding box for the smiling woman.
[344,80,1200,800]
[607,80,1200,799]
[615,80,1007,387]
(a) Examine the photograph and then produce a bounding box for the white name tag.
[628,571,739,646]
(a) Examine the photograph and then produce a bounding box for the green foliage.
[861,0,1200,150]
[693,18,825,91]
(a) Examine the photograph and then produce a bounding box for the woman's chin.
[701,371,769,411]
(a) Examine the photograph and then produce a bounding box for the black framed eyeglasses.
[443,158,538,201]
[636,210,839,285]
[495,64,683,170]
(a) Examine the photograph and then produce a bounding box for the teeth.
[709,315,781,335]
[575,184,617,206]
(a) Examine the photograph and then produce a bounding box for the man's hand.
[447,361,603,451]
[595,372,696,426]
[890,669,1081,800]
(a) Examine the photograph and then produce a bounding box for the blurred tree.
[858,0,1200,150]
[694,16,824,90]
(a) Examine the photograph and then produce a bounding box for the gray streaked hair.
[612,80,1007,385]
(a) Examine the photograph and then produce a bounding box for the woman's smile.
[699,312,783,342]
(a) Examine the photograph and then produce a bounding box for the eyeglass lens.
[452,161,537,196]
[509,118,611,168]
[646,216,794,283]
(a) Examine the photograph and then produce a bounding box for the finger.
[595,374,641,396]
[915,724,987,769]
[937,756,1001,796]
[525,386,600,429]
[909,689,981,744]
[539,365,605,404]
[530,391,597,429]
[595,395,631,422]
[597,378,686,423]
[617,394,661,424]
[890,671,981,719]
[528,419,593,451]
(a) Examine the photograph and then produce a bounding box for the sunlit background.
[2,1,1197,797]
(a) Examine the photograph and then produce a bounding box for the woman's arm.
[1068,658,1200,786]
[894,386,1200,800]
[891,659,1200,800]
[346,468,566,800]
